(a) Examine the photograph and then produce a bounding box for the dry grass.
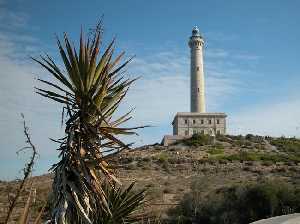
[1,135,300,222]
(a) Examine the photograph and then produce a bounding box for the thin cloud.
[0,7,63,179]
[1,7,298,181]
[0,9,28,30]
[206,48,229,58]
[230,95,300,137]
[206,31,239,42]
[117,47,241,146]
[234,53,261,60]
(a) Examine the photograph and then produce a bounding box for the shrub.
[163,188,173,194]
[147,187,163,200]
[215,143,224,149]
[153,152,169,163]
[287,154,300,163]
[171,180,300,224]
[126,163,136,170]
[142,157,151,162]
[181,134,213,146]
[270,137,300,154]
[218,159,228,164]
[216,134,230,142]
[214,151,290,163]
[239,151,260,161]
[262,160,274,166]
[122,157,134,164]
[221,154,240,161]
[168,157,180,164]
[245,134,264,143]
[207,148,224,155]
[227,134,244,141]
[162,161,170,173]
[260,153,287,163]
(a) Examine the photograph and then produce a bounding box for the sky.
[1,0,300,179]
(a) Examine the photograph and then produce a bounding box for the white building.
[163,27,227,146]
[172,112,226,136]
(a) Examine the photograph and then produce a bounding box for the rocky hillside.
[1,134,300,223]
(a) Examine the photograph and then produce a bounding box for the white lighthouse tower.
[189,26,205,113]
[162,26,227,146]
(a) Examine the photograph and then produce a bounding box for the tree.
[33,24,145,223]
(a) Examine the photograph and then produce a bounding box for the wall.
[173,114,226,136]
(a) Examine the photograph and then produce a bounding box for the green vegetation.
[211,151,300,163]
[34,25,145,223]
[225,134,244,141]
[216,134,265,148]
[207,148,224,155]
[99,182,145,223]
[171,180,300,224]
[153,152,169,163]
[180,134,214,146]
[245,134,264,143]
[215,134,231,142]
[270,137,300,153]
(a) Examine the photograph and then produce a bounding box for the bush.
[213,151,291,163]
[142,157,151,162]
[216,134,230,142]
[122,157,134,164]
[171,180,300,224]
[161,161,170,172]
[270,137,300,154]
[239,151,260,161]
[262,160,274,166]
[153,152,169,163]
[214,152,258,162]
[245,134,264,143]
[207,148,224,155]
[227,134,244,141]
[163,188,173,194]
[215,143,224,149]
[181,134,213,146]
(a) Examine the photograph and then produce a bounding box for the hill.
[1,134,300,223]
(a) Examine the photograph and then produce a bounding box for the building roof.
[172,112,227,124]
[174,112,227,117]
[192,26,202,38]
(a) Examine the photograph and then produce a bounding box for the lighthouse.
[162,26,227,146]
[189,26,205,113]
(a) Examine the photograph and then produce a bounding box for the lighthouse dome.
[192,26,201,37]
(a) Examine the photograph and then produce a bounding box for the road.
[251,214,300,224]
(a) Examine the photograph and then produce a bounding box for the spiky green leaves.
[34,27,146,224]
[34,29,143,144]
[100,182,145,224]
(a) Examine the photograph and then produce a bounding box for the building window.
[201,119,204,124]
[184,119,188,124]
[217,119,220,124]
[208,119,212,124]
[193,119,196,124]
[193,129,197,135]
[217,130,221,135]
[185,130,189,136]
[201,130,205,134]
[197,66,199,71]
[197,88,199,92]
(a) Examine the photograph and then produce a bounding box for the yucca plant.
[100,182,145,224]
[33,25,145,223]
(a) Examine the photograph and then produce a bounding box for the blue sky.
[1,0,300,179]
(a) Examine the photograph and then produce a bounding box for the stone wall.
[172,112,226,136]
